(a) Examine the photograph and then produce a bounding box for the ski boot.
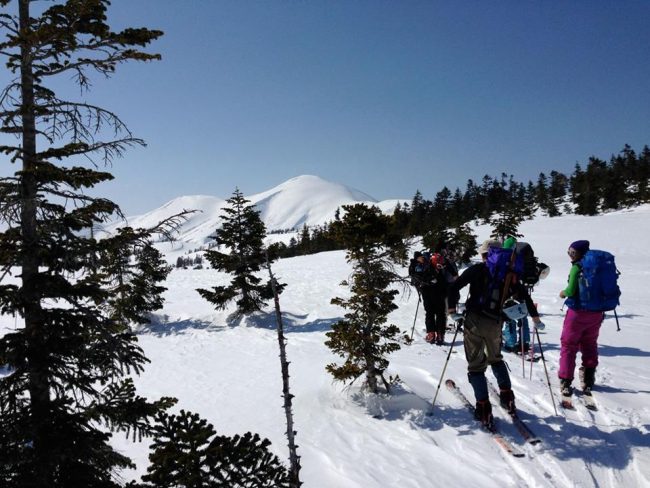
[425,332,436,343]
[560,378,573,397]
[474,400,494,429]
[579,366,596,393]
[499,388,516,414]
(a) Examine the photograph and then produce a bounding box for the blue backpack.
[482,247,525,318]
[566,250,621,312]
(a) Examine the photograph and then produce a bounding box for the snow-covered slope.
[3,205,649,487]
[104,204,650,486]
[107,175,399,254]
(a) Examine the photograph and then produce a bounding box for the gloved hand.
[534,321,545,331]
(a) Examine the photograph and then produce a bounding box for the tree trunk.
[265,255,301,488]
[19,1,51,485]
[360,255,379,394]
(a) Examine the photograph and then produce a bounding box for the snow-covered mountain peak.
[108,175,401,256]
[248,174,378,231]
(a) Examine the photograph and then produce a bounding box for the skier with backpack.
[500,236,549,354]
[447,239,544,427]
[409,251,448,345]
[558,240,620,402]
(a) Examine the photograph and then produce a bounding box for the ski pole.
[529,322,536,380]
[613,310,620,332]
[409,292,422,341]
[519,319,525,378]
[535,326,558,416]
[432,317,462,409]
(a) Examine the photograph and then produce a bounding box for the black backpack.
[515,242,548,288]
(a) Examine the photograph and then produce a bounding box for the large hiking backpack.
[566,250,621,312]
[481,246,525,318]
[515,242,540,287]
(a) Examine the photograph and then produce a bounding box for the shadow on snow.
[597,344,650,358]
[137,311,340,337]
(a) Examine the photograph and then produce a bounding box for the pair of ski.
[561,389,598,411]
[445,379,540,458]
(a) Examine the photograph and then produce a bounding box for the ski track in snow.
[2,205,650,487]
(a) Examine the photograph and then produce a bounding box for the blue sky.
[4,1,650,215]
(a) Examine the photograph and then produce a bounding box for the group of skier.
[409,236,616,426]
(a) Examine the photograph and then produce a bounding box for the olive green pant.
[463,311,504,373]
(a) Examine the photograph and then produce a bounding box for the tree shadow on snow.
[136,312,340,336]
[234,311,340,333]
[135,315,215,337]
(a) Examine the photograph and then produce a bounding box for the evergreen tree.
[463,179,480,221]
[391,201,411,236]
[602,151,627,210]
[549,170,568,209]
[638,146,650,201]
[571,159,604,215]
[137,410,290,488]
[325,204,409,394]
[197,188,277,316]
[422,228,451,253]
[0,1,174,486]
[408,190,429,236]
[478,175,494,222]
[519,179,536,218]
[449,188,465,225]
[524,180,535,211]
[288,237,298,249]
[535,173,552,215]
[98,225,178,327]
[489,207,524,241]
[298,224,311,255]
[448,222,478,265]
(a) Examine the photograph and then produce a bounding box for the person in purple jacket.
[558,240,604,397]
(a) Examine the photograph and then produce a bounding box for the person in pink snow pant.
[558,240,604,396]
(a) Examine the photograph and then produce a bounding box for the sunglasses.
[567,249,577,257]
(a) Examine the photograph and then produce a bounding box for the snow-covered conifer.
[325,204,410,394]
[197,188,279,316]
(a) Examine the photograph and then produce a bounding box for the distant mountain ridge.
[110,175,406,253]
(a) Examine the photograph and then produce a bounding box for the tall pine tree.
[325,204,409,394]
[197,188,278,317]
[0,1,176,486]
